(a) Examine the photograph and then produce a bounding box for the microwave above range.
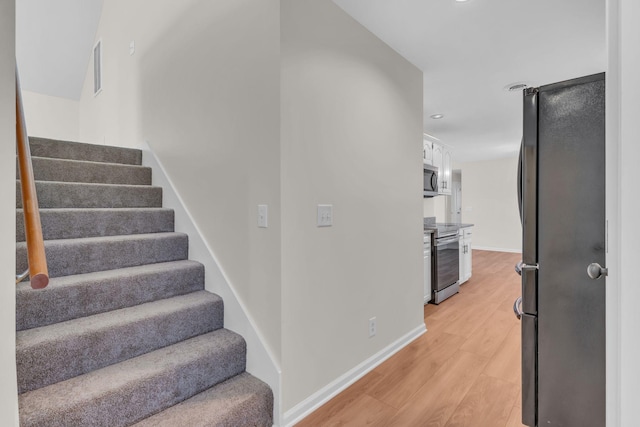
[424,164,438,197]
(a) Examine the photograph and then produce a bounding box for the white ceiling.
[14,1,606,161]
[16,0,103,100]
[333,0,607,162]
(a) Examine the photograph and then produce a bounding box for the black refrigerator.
[516,73,606,427]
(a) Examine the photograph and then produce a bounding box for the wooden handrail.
[15,66,48,289]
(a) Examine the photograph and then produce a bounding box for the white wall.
[458,156,521,252]
[21,90,79,141]
[614,0,640,423]
[77,0,203,147]
[0,0,18,424]
[135,0,282,361]
[76,0,283,416]
[281,0,424,416]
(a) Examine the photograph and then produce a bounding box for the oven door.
[434,235,460,291]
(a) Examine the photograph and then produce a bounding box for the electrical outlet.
[317,204,333,227]
[258,204,268,228]
[369,317,377,338]
[129,41,135,55]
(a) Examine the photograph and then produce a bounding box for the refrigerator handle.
[513,297,523,320]
[517,139,523,224]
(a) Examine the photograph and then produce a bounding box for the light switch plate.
[258,204,268,228]
[317,204,333,227]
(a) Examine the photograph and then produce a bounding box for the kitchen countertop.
[424,223,474,234]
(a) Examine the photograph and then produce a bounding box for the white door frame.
[606,0,640,425]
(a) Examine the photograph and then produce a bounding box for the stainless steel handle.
[513,296,523,320]
[587,262,608,280]
[435,236,459,246]
[515,261,538,275]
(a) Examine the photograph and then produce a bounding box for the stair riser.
[17,294,224,393]
[16,181,162,209]
[29,137,142,165]
[16,209,174,242]
[19,331,247,427]
[16,261,204,331]
[16,234,188,278]
[17,157,152,185]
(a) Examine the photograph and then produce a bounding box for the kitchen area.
[422,134,474,306]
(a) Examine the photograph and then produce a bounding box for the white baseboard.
[473,246,522,254]
[282,323,426,427]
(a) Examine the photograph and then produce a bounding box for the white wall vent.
[93,39,102,95]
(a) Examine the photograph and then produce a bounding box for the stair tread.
[16,207,175,242]
[16,231,187,249]
[17,291,223,393]
[133,372,273,427]
[29,137,142,165]
[29,155,149,169]
[22,156,152,185]
[17,259,201,293]
[18,329,246,427]
[18,290,221,348]
[16,180,163,209]
[16,232,189,279]
[16,260,205,331]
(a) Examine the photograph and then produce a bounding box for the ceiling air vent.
[93,40,102,95]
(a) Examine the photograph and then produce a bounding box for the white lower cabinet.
[424,234,432,304]
[459,227,472,284]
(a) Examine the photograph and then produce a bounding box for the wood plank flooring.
[296,250,526,427]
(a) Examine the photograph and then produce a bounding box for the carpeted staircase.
[15,137,273,426]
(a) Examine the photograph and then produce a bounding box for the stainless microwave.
[424,164,439,197]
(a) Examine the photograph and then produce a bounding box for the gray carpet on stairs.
[16,232,189,278]
[16,260,205,331]
[132,372,274,427]
[23,156,152,185]
[29,137,142,165]
[16,180,163,209]
[16,138,273,426]
[16,208,175,242]
[17,291,224,393]
[18,330,247,427]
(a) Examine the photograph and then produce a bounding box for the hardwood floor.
[296,250,526,427]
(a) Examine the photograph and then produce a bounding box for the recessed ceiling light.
[504,82,529,92]
[455,0,471,2]
[430,114,444,120]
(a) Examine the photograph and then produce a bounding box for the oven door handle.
[434,236,459,246]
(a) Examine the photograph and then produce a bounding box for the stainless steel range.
[427,223,460,304]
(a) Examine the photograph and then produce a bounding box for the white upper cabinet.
[432,143,443,189]
[431,142,452,195]
[423,136,433,165]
